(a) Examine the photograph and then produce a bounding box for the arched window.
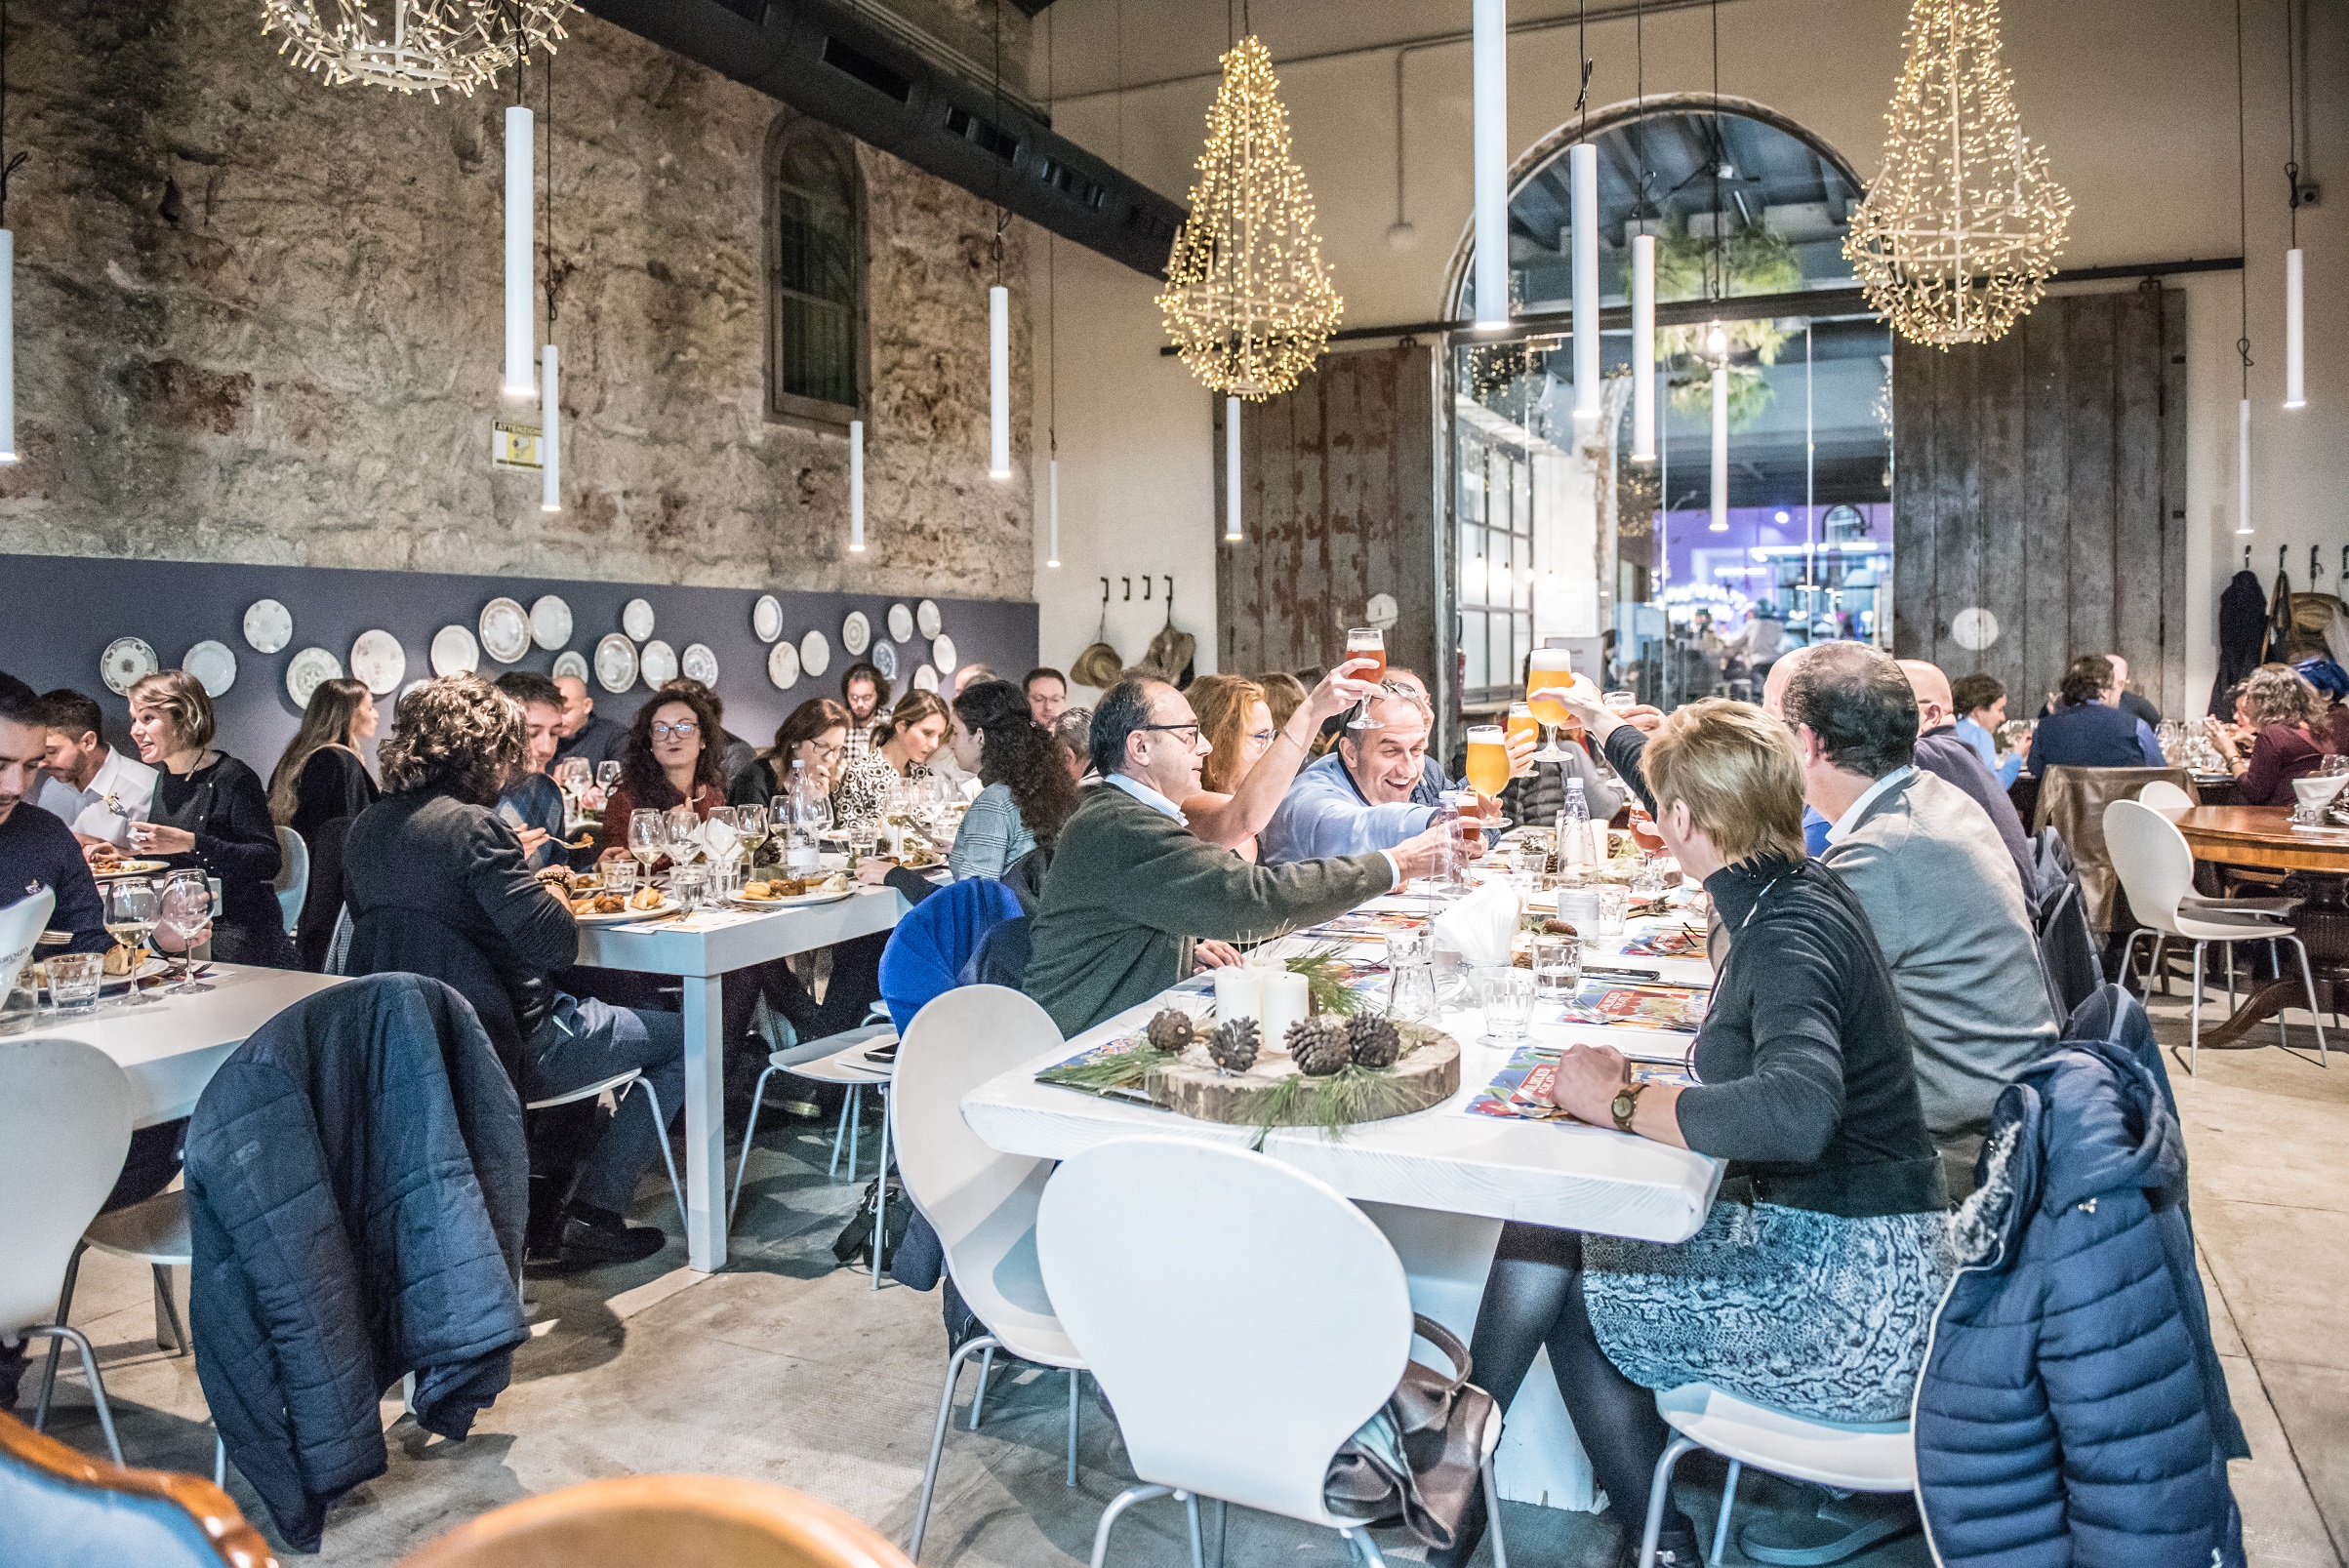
[767,116,866,428]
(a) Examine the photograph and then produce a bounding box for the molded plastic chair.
[1636,1383,1915,1568]
[0,1038,134,1465]
[272,826,309,935]
[2104,796,2327,1074]
[2136,779,2194,816]
[731,1021,895,1224]
[0,1410,275,1568]
[0,888,55,1000]
[894,985,1086,1562]
[397,1472,914,1568]
[526,1071,685,1232]
[1037,1136,1508,1568]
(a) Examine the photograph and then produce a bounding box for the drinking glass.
[668,864,709,910]
[47,952,102,1013]
[1603,690,1638,714]
[666,805,705,865]
[103,879,159,1007]
[1526,642,1576,761]
[1630,854,1670,899]
[702,807,743,898]
[1345,626,1388,729]
[155,871,215,993]
[556,757,591,796]
[1530,934,1582,1001]
[628,809,667,881]
[1464,724,1510,800]
[597,760,622,795]
[1594,883,1631,939]
[602,859,638,897]
[737,803,770,870]
[2324,755,2349,779]
[1476,966,1535,1043]
[1385,932,1439,1024]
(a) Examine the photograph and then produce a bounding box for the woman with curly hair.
[728,698,850,808]
[941,679,1079,879]
[2207,663,2336,806]
[595,685,729,855]
[344,674,682,1268]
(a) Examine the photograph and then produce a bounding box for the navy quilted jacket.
[1914,987,2246,1567]
[186,975,528,1551]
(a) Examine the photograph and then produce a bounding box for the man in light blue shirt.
[1950,672,2025,786]
[1260,687,1500,863]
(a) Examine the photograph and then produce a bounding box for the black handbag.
[830,1175,911,1269]
[1323,1315,1497,1550]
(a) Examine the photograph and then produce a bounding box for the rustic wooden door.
[1890,288,2188,713]
[1215,344,1441,689]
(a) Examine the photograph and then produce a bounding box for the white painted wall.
[1033,0,2348,712]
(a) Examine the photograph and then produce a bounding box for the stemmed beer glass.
[1344,627,1387,730]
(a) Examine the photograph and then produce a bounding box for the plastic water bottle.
[1558,777,1595,874]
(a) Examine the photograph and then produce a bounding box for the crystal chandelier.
[1843,0,2071,348]
[261,0,575,99]
[1158,36,1342,400]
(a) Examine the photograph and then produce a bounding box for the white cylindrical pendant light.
[1471,0,1509,331]
[1570,141,1599,426]
[539,343,560,511]
[989,285,1011,479]
[1710,362,1729,533]
[849,419,866,551]
[1047,457,1060,568]
[2237,397,2252,534]
[2285,248,2306,410]
[504,105,535,398]
[1630,232,1655,462]
[1225,395,1243,543]
[0,228,15,464]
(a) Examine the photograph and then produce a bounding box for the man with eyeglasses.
[1025,677,1454,1037]
[1256,681,1513,864]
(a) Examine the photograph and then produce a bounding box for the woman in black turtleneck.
[1440,700,1949,1568]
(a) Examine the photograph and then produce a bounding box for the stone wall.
[0,1,1034,598]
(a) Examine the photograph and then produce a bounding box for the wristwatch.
[1609,1080,1649,1133]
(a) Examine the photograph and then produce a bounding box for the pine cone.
[1207,1017,1261,1073]
[1347,1013,1403,1070]
[1287,1016,1352,1077]
[1146,1008,1196,1053]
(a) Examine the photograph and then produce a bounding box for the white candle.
[1213,966,1265,1028]
[1260,971,1311,1056]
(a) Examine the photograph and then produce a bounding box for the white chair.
[1,1037,134,1466]
[526,1072,686,1233]
[2104,797,2327,1074]
[732,1017,896,1222]
[0,888,55,1000]
[273,825,309,935]
[1036,1136,1508,1568]
[2136,779,2194,816]
[1635,1383,1915,1568]
[895,985,1087,1562]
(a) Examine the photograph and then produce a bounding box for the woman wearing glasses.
[1180,664,1382,863]
[729,698,851,808]
[594,688,728,855]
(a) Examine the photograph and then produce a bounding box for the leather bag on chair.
[2031,766,2198,933]
[1322,1314,1497,1550]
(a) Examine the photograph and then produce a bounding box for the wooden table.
[2172,806,2349,1045]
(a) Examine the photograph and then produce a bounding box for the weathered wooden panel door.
[1216,344,1440,687]
[1891,289,2188,712]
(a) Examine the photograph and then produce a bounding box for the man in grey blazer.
[1781,642,2059,1199]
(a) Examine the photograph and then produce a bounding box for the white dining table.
[575,884,912,1271]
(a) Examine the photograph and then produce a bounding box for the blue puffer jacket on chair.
[1913,988,2246,1568]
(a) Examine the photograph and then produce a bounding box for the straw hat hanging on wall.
[1071,582,1123,688]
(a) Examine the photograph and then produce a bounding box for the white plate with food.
[242,598,293,655]
[752,593,784,643]
[478,597,532,664]
[349,629,406,696]
[639,638,679,688]
[871,641,899,682]
[916,598,943,638]
[623,597,657,641]
[888,602,914,643]
[101,636,158,697]
[530,594,573,651]
[286,646,344,708]
[799,629,830,679]
[680,642,718,686]
[551,649,589,683]
[182,639,238,698]
[89,857,171,880]
[930,633,956,678]
[731,875,855,910]
[594,632,638,694]
[842,610,871,656]
[911,663,939,693]
[567,890,677,924]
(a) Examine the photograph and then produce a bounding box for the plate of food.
[89,856,171,880]
[567,886,676,924]
[732,872,854,909]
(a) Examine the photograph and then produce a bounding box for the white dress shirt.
[1824,764,1913,847]
[35,747,158,846]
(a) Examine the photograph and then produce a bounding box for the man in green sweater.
[1027,677,1450,1037]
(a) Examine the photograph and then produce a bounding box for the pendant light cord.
[2284,0,2300,246]
[0,0,24,217]
[1576,0,1591,123]
[992,0,1004,288]
[2235,0,2251,386]
[542,47,554,324]
[1047,3,1056,453]
[1710,0,1721,306]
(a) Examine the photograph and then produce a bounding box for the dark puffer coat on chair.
[1913,988,2246,1568]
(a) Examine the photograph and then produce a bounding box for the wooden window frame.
[765,114,869,434]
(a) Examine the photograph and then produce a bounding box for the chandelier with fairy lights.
[1157,36,1342,400]
[1843,0,2071,348]
[260,0,575,99]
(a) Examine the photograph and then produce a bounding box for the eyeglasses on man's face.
[1138,722,1204,748]
[652,721,701,741]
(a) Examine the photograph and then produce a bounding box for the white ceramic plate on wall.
[594,633,638,694]
[349,629,406,696]
[639,639,679,688]
[286,647,343,708]
[841,611,871,656]
[799,629,830,679]
[242,599,293,655]
[912,664,941,692]
[530,595,574,651]
[680,643,718,686]
[430,624,481,676]
[767,639,800,690]
[916,599,942,638]
[887,603,913,643]
[871,641,898,682]
[182,640,238,698]
[623,598,657,641]
[752,594,783,643]
[479,597,532,663]
[100,637,158,697]
[551,650,589,683]
[930,633,956,679]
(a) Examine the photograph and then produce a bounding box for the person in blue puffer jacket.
[1913,985,2248,1567]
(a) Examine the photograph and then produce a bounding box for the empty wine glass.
[103,879,159,1007]
[597,760,622,794]
[154,872,215,994]
[703,806,743,898]
[666,805,706,867]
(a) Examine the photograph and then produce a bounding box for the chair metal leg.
[152,1265,188,1356]
[2151,932,2169,994]
[1212,1499,1230,1568]
[2190,943,2207,1077]
[829,1085,856,1179]
[845,1084,862,1179]
[1481,1454,1510,1568]
[23,1325,123,1466]
[1185,1491,1204,1568]
[1067,1368,1081,1485]
[1637,1434,1701,1568]
[214,1432,225,1487]
[34,1244,85,1429]
[872,1088,891,1290]
[1343,1526,1388,1567]
[909,1333,999,1562]
[2225,943,2236,1010]
[2288,935,2330,1065]
[729,1064,780,1226]
[1089,1483,1173,1568]
[1711,1459,1743,1565]
[968,1346,996,1429]
[628,1075,688,1234]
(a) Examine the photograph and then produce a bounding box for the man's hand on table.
[1194,939,1243,971]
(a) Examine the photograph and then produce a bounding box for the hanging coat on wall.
[2263,569,2295,664]
[2210,570,2268,717]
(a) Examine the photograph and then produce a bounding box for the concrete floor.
[22,987,2348,1566]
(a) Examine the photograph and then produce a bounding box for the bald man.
[1898,659,2035,897]
[551,673,628,768]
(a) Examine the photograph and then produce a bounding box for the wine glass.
[703,806,743,898]
[1526,642,1576,762]
[737,802,770,871]
[628,808,667,884]
[154,871,215,994]
[666,805,706,869]
[104,879,160,1007]
[1344,627,1387,729]
[597,759,622,795]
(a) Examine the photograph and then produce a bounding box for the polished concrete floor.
[23,986,2348,1566]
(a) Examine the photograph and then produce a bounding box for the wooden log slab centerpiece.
[1150,1014,1461,1131]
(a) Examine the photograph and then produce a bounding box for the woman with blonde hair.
[267,676,380,843]
[2207,663,2335,806]
[124,668,291,967]
[1181,664,1383,862]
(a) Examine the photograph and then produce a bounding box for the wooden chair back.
[0,1410,275,1568]
[397,1475,915,1568]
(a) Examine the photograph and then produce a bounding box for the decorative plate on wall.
[594,633,638,695]
[887,602,914,643]
[242,599,293,655]
[623,598,657,641]
[478,597,532,664]
[100,637,159,697]
[767,639,800,690]
[752,594,784,643]
[350,629,406,696]
[430,624,481,676]
[911,663,939,693]
[915,599,943,638]
[398,679,430,708]
[285,647,343,708]
[680,643,718,686]
[930,633,956,679]
[530,595,574,651]
[841,611,871,657]
[798,629,830,680]
[551,649,589,683]
[871,641,899,682]
[639,639,679,688]
[182,640,238,699]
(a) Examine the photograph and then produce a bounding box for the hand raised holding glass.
[1305,658,1386,726]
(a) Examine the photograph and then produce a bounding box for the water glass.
[1476,966,1535,1043]
[602,859,638,897]
[1595,884,1631,938]
[668,864,709,910]
[47,952,102,1012]
[1530,934,1581,1000]
[1603,690,1638,714]
[1630,854,1670,898]
[1385,932,1439,1024]
[1556,885,1601,932]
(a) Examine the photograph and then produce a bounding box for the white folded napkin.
[2292,775,2348,810]
[1431,879,1522,968]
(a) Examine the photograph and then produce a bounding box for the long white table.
[575,885,911,1271]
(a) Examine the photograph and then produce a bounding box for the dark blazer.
[149,752,288,965]
[1914,724,2036,898]
[2028,702,2161,773]
[287,745,379,846]
[553,711,628,767]
[185,975,528,1552]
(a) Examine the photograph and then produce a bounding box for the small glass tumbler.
[1595,884,1631,938]
[48,952,103,1012]
[1386,932,1440,1024]
[1477,965,1535,1043]
[602,859,638,897]
[1530,934,1582,1001]
[1630,854,1669,899]
[668,864,709,910]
